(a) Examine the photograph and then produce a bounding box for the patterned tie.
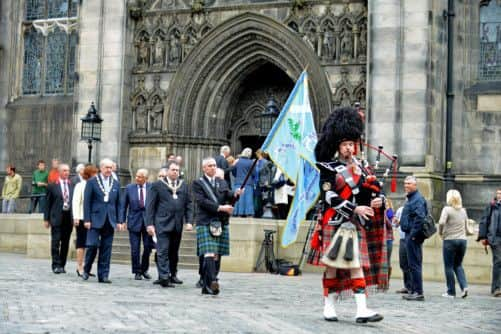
[139,185,144,208]
[63,181,69,204]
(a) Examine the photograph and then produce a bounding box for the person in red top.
[48,159,60,184]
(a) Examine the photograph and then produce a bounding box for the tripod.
[254,230,277,273]
[297,201,323,270]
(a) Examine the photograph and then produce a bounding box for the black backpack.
[422,202,437,239]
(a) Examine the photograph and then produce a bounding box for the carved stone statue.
[358,29,367,59]
[169,37,181,65]
[340,90,351,107]
[182,33,197,59]
[304,30,317,52]
[153,37,165,65]
[340,30,353,61]
[150,95,164,131]
[322,31,335,60]
[135,97,148,132]
[137,39,149,67]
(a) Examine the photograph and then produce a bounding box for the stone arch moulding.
[165,12,332,139]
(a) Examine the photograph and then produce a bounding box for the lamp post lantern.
[260,97,280,136]
[80,102,103,164]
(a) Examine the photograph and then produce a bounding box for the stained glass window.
[479,1,501,81]
[22,0,78,95]
[22,28,44,95]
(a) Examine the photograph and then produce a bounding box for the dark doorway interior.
[238,135,265,154]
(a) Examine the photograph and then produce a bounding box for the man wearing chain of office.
[307,107,388,323]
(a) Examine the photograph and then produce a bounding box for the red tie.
[139,186,144,208]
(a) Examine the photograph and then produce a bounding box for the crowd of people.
[0,107,500,320]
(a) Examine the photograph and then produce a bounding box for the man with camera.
[191,157,242,295]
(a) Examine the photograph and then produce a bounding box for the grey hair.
[241,147,252,158]
[404,175,417,184]
[136,168,149,177]
[99,158,114,168]
[202,157,216,167]
[58,163,70,173]
[220,145,230,154]
[75,163,85,173]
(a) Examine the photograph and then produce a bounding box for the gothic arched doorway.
[228,63,294,154]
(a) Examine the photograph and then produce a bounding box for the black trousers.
[84,219,114,281]
[50,211,73,269]
[129,226,153,274]
[399,238,412,291]
[406,238,423,294]
[156,229,182,279]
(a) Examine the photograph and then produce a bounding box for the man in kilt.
[192,157,242,295]
[307,107,388,323]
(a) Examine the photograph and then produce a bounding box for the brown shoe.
[210,281,220,295]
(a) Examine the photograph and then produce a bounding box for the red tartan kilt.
[307,221,370,268]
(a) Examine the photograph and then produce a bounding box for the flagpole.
[230,158,258,206]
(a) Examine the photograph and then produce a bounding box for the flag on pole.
[261,71,320,247]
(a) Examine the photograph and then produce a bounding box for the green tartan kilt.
[196,224,230,256]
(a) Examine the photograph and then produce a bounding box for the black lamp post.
[260,97,280,136]
[80,102,103,164]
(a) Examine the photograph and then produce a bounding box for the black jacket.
[192,176,234,226]
[44,181,74,226]
[145,179,193,233]
[479,200,501,245]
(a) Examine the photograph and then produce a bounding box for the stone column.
[368,0,431,167]
[73,0,127,165]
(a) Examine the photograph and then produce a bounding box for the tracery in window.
[480,0,501,80]
[22,28,44,95]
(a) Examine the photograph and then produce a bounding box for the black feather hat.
[315,107,364,161]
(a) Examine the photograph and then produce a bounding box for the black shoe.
[88,272,96,277]
[135,273,142,280]
[403,293,424,301]
[170,276,183,284]
[210,281,220,295]
[202,286,216,295]
[82,272,90,281]
[53,268,61,274]
[76,270,83,277]
[60,268,66,274]
[98,278,112,284]
[142,272,152,280]
[356,314,384,323]
[196,279,203,288]
[153,279,161,285]
[159,278,175,288]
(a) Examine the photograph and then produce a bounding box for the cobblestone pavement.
[0,253,500,334]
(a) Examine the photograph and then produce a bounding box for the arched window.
[22,0,79,95]
[479,0,501,81]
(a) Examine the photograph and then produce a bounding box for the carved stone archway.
[165,12,333,140]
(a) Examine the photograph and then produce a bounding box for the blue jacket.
[119,182,151,232]
[400,190,427,242]
[84,174,121,229]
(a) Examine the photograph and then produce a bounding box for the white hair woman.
[438,189,469,298]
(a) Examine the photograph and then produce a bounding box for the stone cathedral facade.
[0,0,500,217]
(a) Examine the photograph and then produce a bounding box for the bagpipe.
[310,141,399,254]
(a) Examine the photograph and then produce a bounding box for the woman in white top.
[438,189,469,298]
[72,165,98,276]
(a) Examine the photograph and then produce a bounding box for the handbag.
[209,220,223,237]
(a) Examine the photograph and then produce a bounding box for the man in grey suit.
[146,161,193,287]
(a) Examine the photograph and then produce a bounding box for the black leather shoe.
[195,279,203,288]
[60,267,66,274]
[210,281,220,295]
[159,278,175,288]
[153,279,161,285]
[88,272,96,277]
[201,284,219,295]
[76,270,83,277]
[98,278,112,284]
[403,293,424,301]
[356,314,384,323]
[135,273,142,280]
[53,268,61,274]
[142,272,152,280]
[82,272,89,281]
[170,276,183,284]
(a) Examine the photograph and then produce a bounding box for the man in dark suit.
[120,168,153,280]
[215,145,232,189]
[83,158,125,283]
[146,161,193,287]
[44,163,74,274]
[192,157,241,295]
